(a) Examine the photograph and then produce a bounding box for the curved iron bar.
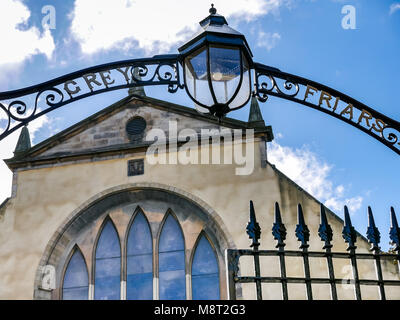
[254,62,400,156]
[0,54,184,141]
[1,56,399,158]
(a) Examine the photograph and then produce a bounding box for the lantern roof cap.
[199,4,229,28]
[178,5,253,59]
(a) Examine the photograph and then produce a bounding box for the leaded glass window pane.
[192,235,220,300]
[94,220,121,300]
[63,249,88,300]
[127,212,153,300]
[159,215,186,300]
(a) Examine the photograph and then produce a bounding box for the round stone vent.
[126,117,146,142]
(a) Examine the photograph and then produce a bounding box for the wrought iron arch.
[1,55,399,155]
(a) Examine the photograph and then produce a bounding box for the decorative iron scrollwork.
[1,56,400,158]
[254,62,400,156]
[0,55,184,141]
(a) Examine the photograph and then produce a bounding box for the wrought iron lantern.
[178,4,253,118]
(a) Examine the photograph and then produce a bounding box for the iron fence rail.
[227,202,400,300]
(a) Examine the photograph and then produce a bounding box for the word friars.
[304,85,387,137]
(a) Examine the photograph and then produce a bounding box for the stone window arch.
[34,184,234,300]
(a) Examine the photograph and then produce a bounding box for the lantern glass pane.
[209,46,241,104]
[228,53,251,109]
[185,47,214,107]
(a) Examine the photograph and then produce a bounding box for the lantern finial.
[210,4,217,15]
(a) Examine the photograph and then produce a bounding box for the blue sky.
[0,0,399,250]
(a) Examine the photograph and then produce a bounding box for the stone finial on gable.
[248,95,265,128]
[14,126,31,156]
[128,67,146,96]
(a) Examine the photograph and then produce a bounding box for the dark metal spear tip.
[318,204,333,247]
[366,207,381,250]
[272,202,286,246]
[390,207,400,251]
[342,205,357,249]
[295,204,310,247]
[367,207,377,228]
[246,200,261,247]
[391,207,399,229]
[344,205,352,226]
[274,202,282,223]
[320,203,327,224]
[297,204,305,225]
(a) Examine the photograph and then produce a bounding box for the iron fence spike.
[272,202,286,247]
[246,200,261,248]
[366,206,381,251]
[295,204,310,248]
[390,207,400,251]
[342,205,357,250]
[318,204,333,247]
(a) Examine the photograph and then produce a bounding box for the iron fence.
[226,202,400,300]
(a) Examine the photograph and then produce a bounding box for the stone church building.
[0,84,399,300]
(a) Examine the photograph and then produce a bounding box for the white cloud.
[0,0,55,85]
[0,115,49,203]
[390,3,400,14]
[268,141,363,215]
[0,104,8,120]
[69,0,290,55]
[256,31,281,51]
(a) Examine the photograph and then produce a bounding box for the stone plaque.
[128,159,144,176]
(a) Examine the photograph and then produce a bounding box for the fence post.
[226,249,239,300]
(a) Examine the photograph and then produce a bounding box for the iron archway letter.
[254,63,400,156]
[0,56,399,156]
[0,55,184,141]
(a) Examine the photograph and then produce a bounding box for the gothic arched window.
[62,248,89,300]
[60,206,223,300]
[158,214,186,300]
[191,235,220,300]
[94,220,121,300]
[126,211,153,300]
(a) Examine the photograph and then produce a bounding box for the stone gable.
[39,98,232,158]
